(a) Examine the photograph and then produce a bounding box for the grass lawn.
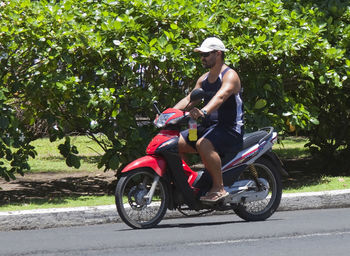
[0,195,115,212]
[274,137,350,193]
[0,136,349,212]
[27,136,104,173]
[284,176,350,193]
[273,136,311,159]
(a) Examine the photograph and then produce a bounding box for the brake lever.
[152,101,161,115]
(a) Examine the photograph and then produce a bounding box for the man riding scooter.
[174,37,244,203]
[115,37,284,229]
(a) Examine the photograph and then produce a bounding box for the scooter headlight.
[154,113,175,128]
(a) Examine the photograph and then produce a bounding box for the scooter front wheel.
[115,168,169,229]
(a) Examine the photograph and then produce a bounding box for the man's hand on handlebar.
[189,108,205,120]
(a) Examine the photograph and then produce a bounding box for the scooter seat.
[242,130,268,150]
[220,130,268,166]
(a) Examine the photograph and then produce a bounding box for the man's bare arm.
[201,70,241,114]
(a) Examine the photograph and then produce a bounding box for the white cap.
[194,37,227,52]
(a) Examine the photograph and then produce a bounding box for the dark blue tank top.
[201,67,244,134]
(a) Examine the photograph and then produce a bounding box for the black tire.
[233,157,282,221]
[115,168,169,229]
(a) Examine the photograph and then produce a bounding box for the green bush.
[0,89,36,180]
[0,0,349,179]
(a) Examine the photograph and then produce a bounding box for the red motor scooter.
[115,89,287,229]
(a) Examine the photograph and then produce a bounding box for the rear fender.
[263,151,289,177]
[121,155,167,177]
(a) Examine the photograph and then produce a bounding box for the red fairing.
[182,160,198,187]
[162,108,185,119]
[146,130,179,155]
[121,155,167,176]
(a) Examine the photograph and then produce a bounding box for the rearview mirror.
[190,88,205,102]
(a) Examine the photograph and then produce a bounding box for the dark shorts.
[180,124,243,156]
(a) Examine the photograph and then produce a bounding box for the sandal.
[200,191,229,203]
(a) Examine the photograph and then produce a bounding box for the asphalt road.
[1,208,350,256]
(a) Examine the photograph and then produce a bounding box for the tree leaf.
[254,99,267,109]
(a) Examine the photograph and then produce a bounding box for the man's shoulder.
[222,68,239,81]
[222,67,241,93]
[198,72,209,83]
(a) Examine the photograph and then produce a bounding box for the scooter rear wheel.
[115,168,169,229]
[232,157,282,221]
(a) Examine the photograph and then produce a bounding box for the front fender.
[121,155,167,177]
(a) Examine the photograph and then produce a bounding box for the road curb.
[279,189,350,211]
[1,189,350,231]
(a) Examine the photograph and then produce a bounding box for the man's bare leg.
[196,137,227,197]
[178,135,197,155]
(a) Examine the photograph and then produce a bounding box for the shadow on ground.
[0,172,117,205]
[282,158,340,191]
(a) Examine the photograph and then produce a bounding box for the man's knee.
[196,137,215,154]
[178,135,196,153]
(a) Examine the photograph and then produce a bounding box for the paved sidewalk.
[1,189,350,231]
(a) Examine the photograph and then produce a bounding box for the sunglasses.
[200,51,217,57]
